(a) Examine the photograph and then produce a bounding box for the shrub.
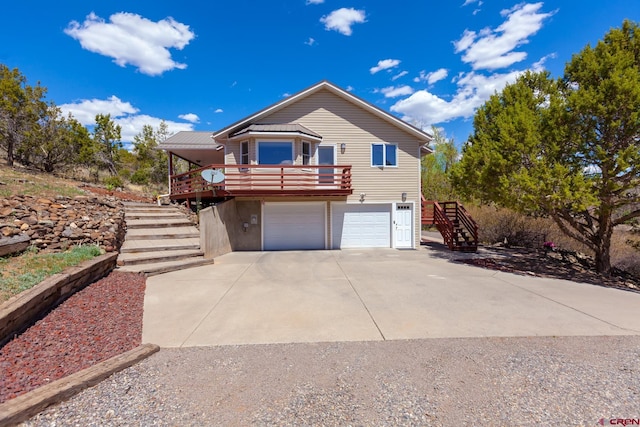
[130,168,150,185]
[103,175,124,190]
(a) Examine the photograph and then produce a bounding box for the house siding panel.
[262,89,422,247]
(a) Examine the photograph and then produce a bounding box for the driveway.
[142,248,640,347]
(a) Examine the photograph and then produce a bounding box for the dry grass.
[0,164,85,199]
[466,204,640,274]
[0,245,102,302]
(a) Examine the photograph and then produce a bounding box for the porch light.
[359,192,366,202]
[401,192,407,202]
[341,143,346,154]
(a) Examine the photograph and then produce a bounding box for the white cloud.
[59,96,195,142]
[532,52,557,71]
[414,68,449,85]
[117,115,194,143]
[392,71,408,81]
[178,113,200,123]
[370,59,401,74]
[59,96,138,124]
[306,0,324,4]
[462,0,483,14]
[453,2,553,70]
[305,37,316,46]
[320,8,366,36]
[214,108,224,113]
[391,70,523,127]
[65,12,195,76]
[346,85,354,92]
[380,85,415,98]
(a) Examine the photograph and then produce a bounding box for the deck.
[170,164,353,200]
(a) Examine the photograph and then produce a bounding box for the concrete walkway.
[142,248,640,347]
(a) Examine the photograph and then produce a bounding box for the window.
[371,143,397,167]
[240,141,249,165]
[257,141,293,165]
[302,141,311,165]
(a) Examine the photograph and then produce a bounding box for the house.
[160,80,434,252]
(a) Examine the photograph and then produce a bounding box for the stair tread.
[118,248,203,261]
[117,257,215,276]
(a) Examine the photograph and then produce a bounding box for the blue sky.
[2,0,638,146]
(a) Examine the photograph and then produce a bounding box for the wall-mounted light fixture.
[401,192,407,202]
[341,143,346,154]
[359,192,366,202]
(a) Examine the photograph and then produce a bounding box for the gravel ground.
[21,336,640,426]
[0,271,145,403]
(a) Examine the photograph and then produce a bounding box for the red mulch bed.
[0,271,145,403]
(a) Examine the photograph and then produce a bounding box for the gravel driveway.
[22,335,640,426]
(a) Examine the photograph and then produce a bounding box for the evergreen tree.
[453,21,640,274]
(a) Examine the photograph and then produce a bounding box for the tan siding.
[263,88,422,247]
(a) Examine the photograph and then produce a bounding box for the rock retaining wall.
[0,195,125,253]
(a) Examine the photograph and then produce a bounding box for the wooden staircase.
[117,202,215,276]
[422,196,478,252]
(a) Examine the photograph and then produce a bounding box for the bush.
[103,175,124,190]
[466,205,551,248]
[466,204,640,275]
[130,168,150,185]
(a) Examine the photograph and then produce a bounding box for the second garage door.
[331,203,391,249]
[263,202,326,250]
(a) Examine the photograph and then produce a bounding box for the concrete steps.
[117,202,212,275]
[117,257,215,276]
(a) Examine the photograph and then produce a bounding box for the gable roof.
[212,80,433,147]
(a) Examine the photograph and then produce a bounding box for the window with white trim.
[302,141,311,165]
[257,141,293,165]
[371,143,397,167]
[240,141,249,165]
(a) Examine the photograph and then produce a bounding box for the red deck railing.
[422,196,478,252]
[170,164,353,199]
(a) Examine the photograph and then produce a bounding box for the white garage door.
[263,202,325,250]
[332,203,391,248]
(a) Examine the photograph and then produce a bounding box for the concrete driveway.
[142,248,640,347]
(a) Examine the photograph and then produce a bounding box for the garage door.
[263,202,326,250]
[331,203,391,248]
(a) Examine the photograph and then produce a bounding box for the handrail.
[422,196,456,250]
[170,163,352,197]
[422,196,477,251]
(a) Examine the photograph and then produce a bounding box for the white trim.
[256,140,294,165]
[317,144,337,186]
[228,131,322,143]
[371,143,398,168]
[393,202,414,249]
[302,140,312,166]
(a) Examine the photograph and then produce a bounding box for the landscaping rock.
[0,195,125,254]
[0,234,31,257]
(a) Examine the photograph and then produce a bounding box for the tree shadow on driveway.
[420,240,639,294]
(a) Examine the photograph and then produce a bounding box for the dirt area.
[453,245,639,293]
[80,184,153,203]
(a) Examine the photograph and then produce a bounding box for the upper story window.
[371,143,397,167]
[302,141,311,165]
[240,141,249,165]
[257,141,293,165]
